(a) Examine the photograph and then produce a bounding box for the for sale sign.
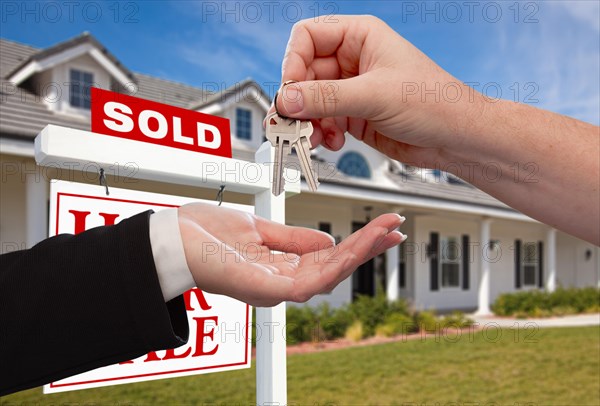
[43,181,252,393]
[91,87,232,158]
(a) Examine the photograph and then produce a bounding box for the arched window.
[337,151,371,179]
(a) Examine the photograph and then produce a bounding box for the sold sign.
[91,88,232,158]
[44,181,251,393]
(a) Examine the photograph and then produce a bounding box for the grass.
[2,326,599,405]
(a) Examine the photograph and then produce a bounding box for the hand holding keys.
[265,105,319,196]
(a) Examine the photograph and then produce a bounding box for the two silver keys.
[265,111,319,196]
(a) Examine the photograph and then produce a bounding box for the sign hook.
[99,168,110,196]
[215,185,225,206]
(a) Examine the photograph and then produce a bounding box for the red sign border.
[49,192,251,389]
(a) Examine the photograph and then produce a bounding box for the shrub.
[441,311,474,328]
[414,310,439,333]
[322,306,353,340]
[551,306,578,317]
[348,293,413,337]
[345,320,364,342]
[529,307,553,318]
[348,293,390,337]
[492,287,600,317]
[375,323,395,338]
[585,304,600,314]
[375,313,417,337]
[285,306,314,344]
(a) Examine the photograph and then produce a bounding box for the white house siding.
[557,233,600,288]
[1,154,34,253]
[488,220,546,302]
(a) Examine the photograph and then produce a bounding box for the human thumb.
[276,77,373,119]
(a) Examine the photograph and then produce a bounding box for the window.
[440,236,460,288]
[236,108,252,140]
[337,152,371,179]
[522,242,538,286]
[69,69,93,109]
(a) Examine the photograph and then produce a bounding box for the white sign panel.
[44,181,252,393]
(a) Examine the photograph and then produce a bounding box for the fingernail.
[401,233,408,242]
[281,85,303,115]
[399,216,406,222]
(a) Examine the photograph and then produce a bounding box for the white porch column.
[476,218,492,315]
[26,173,48,248]
[386,245,400,301]
[545,228,557,292]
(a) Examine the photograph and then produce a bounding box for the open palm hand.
[178,203,405,307]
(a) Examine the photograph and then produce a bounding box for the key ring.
[273,80,299,119]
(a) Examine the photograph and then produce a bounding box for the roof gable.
[6,32,135,87]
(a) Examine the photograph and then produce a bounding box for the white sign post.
[35,124,298,404]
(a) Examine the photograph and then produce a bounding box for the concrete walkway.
[469,313,600,328]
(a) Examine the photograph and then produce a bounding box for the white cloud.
[482,1,599,125]
[172,1,296,85]
[550,0,600,32]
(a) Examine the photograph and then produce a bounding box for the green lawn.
[2,326,599,405]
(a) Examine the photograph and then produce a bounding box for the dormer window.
[236,107,252,140]
[337,151,371,179]
[69,69,93,109]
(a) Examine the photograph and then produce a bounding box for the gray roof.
[0,78,90,138]
[0,36,209,140]
[0,36,514,212]
[5,33,136,82]
[189,78,271,110]
[0,39,37,79]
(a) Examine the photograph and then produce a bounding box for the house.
[1,33,598,313]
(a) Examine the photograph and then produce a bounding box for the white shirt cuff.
[149,208,196,302]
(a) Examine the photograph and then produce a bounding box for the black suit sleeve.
[0,211,189,396]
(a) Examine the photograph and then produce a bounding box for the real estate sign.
[43,180,252,393]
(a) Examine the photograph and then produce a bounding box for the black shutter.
[430,232,439,291]
[515,239,522,289]
[462,234,470,290]
[318,222,331,234]
[399,244,406,289]
[538,241,544,288]
[399,262,406,289]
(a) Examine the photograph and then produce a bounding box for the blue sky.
[1,0,599,124]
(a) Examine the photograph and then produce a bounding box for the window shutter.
[430,232,439,291]
[318,222,331,234]
[538,241,544,288]
[399,243,406,289]
[515,239,522,289]
[462,234,470,290]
